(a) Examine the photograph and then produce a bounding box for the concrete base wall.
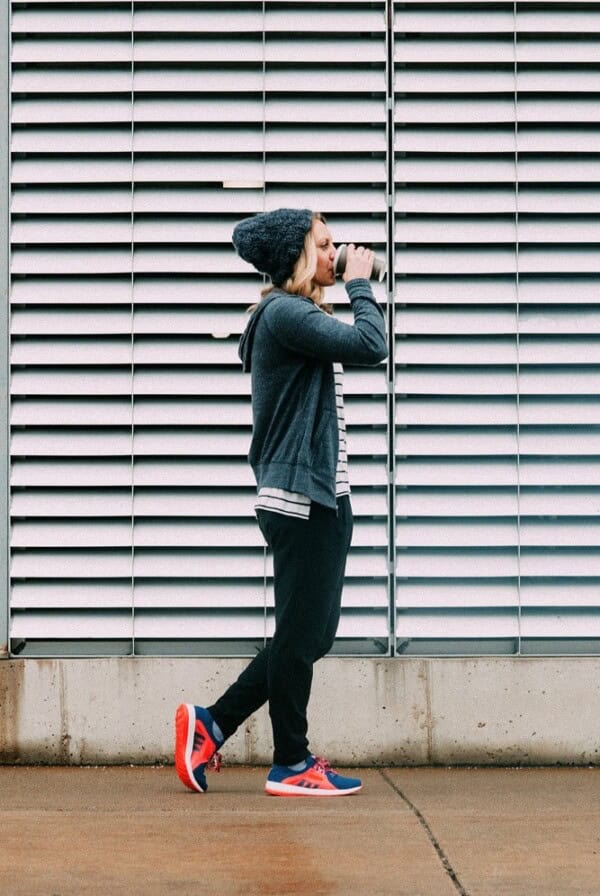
[1,657,600,766]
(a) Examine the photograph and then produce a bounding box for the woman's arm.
[264,278,388,366]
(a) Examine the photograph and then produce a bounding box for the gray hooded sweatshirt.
[238,277,388,512]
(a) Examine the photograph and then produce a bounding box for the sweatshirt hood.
[238,289,287,373]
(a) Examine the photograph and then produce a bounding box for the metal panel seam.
[130,0,135,655]
[513,0,522,656]
[1,0,10,657]
[386,0,396,656]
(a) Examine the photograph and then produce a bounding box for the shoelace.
[312,756,334,774]
[208,751,222,773]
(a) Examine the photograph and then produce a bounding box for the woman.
[175,208,387,797]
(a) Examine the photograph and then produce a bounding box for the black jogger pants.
[207,494,353,766]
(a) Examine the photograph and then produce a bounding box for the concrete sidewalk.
[1,766,599,896]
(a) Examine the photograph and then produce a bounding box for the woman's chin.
[317,274,336,288]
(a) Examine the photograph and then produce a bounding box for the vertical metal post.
[1,1,10,656]
[385,0,397,655]
[130,0,136,654]
[262,0,267,646]
[513,1,522,655]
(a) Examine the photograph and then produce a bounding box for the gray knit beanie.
[232,208,313,286]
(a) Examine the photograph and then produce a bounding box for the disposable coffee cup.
[333,244,386,283]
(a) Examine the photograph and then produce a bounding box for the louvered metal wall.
[8,0,391,657]
[7,1,600,658]
[394,0,600,655]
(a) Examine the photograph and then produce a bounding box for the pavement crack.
[379,770,470,896]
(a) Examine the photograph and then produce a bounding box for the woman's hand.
[342,244,374,283]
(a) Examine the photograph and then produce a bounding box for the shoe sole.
[265,781,362,797]
[174,703,206,793]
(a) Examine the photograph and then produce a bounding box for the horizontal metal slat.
[11,430,134,456]
[12,488,134,517]
[18,96,382,126]
[397,368,517,396]
[394,38,600,65]
[520,611,600,639]
[133,428,385,458]
[396,398,516,427]
[395,248,600,276]
[12,36,132,64]
[11,8,132,34]
[397,187,515,214]
[12,155,386,187]
[517,9,600,33]
[11,337,132,365]
[11,549,267,579]
[396,550,518,578]
[396,336,600,365]
[12,66,386,95]
[12,398,132,426]
[397,578,600,610]
[12,215,387,250]
[138,67,386,93]
[15,36,378,67]
[395,337,517,365]
[10,276,383,306]
[397,579,517,609]
[11,425,387,462]
[11,337,242,365]
[395,97,600,125]
[10,458,257,488]
[11,369,133,395]
[10,611,134,641]
[396,519,600,549]
[11,550,133,578]
[395,278,600,306]
[397,519,518,547]
[521,581,600,608]
[396,612,519,640]
[14,124,387,155]
[12,486,387,519]
[11,518,387,550]
[11,580,132,610]
[11,428,252,457]
[394,8,514,34]
[403,460,507,488]
[396,458,600,488]
[12,308,131,336]
[134,7,386,34]
[395,158,600,185]
[396,368,600,397]
[395,69,514,94]
[394,7,600,34]
[24,398,235,426]
[10,366,386,398]
[10,276,387,307]
[396,398,600,428]
[12,185,387,215]
[396,215,600,244]
[397,428,600,457]
[397,307,600,336]
[11,461,135,491]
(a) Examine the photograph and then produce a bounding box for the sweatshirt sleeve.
[263,278,388,366]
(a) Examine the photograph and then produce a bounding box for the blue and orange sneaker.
[265,755,362,797]
[174,704,223,793]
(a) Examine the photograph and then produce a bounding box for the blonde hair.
[245,212,333,316]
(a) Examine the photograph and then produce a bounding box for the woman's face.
[312,219,336,287]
